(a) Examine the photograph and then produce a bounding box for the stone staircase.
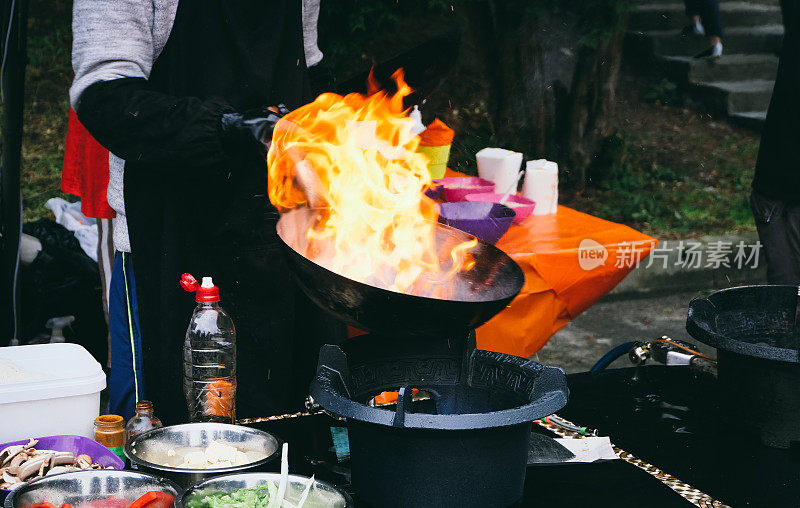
[627,0,783,130]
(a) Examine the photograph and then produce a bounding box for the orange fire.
[267,70,476,296]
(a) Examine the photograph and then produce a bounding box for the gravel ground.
[534,291,717,374]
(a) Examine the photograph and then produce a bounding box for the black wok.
[276,208,524,337]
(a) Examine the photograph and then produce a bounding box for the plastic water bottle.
[180,274,237,423]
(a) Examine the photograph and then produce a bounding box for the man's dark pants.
[750,191,800,285]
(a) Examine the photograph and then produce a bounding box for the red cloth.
[61,108,115,219]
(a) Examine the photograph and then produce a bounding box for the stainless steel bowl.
[4,470,181,508]
[181,473,352,508]
[125,423,281,488]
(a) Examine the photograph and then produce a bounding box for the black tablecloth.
[252,366,800,507]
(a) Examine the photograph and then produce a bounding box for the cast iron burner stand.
[309,331,569,508]
[274,211,567,506]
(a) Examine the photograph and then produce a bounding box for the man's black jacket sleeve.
[77,77,236,167]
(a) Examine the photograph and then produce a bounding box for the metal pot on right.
[687,285,800,448]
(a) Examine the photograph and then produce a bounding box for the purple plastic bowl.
[0,435,125,497]
[432,177,495,203]
[424,183,444,201]
[464,193,536,224]
[437,202,516,245]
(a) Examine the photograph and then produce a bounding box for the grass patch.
[3,0,74,222]
[565,72,761,238]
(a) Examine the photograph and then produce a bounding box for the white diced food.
[163,441,263,469]
[234,450,249,466]
[206,440,240,466]
[184,450,208,468]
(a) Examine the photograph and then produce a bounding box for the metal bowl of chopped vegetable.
[181,473,352,508]
[4,469,181,508]
[125,424,281,489]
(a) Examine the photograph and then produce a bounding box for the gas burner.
[310,331,569,508]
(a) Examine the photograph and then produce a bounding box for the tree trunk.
[562,18,628,189]
[466,2,550,158]
[463,3,628,189]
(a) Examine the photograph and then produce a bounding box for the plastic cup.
[418,145,451,179]
[476,148,523,195]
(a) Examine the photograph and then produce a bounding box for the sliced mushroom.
[28,449,54,456]
[23,439,38,450]
[75,455,92,469]
[2,470,20,484]
[0,445,24,466]
[46,465,75,476]
[50,452,74,467]
[37,454,53,478]
[7,451,29,475]
[17,455,50,481]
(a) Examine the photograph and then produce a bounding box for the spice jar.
[94,414,125,462]
[125,400,163,443]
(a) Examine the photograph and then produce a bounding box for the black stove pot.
[687,285,800,448]
[309,332,569,508]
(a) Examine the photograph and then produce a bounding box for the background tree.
[318,0,633,189]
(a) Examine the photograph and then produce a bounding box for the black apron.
[124,0,345,424]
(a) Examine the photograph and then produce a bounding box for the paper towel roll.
[523,159,558,215]
[476,148,523,195]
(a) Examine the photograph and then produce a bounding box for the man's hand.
[220,104,290,161]
[286,146,329,208]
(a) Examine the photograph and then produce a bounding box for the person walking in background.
[683,0,724,58]
[750,0,799,285]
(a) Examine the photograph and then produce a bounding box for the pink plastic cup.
[464,193,536,223]
[432,177,496,203]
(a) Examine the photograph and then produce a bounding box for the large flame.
[267,70,476,296]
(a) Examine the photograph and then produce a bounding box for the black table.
[252,366,800,507]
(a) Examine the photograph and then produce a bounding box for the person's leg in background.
[684,0,706,35]
[108,251,145,420]
[684,0,723,58]
[96,218,115,367]
[750,192,800,285]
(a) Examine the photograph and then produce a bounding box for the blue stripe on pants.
[109,251,145,420]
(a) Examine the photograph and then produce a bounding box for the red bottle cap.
[180,273,220,302]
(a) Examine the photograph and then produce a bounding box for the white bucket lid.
[0,343,106,404]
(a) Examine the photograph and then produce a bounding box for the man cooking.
[70,0,345,424]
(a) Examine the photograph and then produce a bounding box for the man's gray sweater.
[70,0,323,253]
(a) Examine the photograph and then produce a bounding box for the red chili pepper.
[129,492,174,508]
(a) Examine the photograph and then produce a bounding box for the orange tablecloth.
[475,205,656,357]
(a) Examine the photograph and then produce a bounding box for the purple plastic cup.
[464,193,536,224]
[437,202,516,245]
[424,182,444,201]
[432,177,495,203]
[0,435,125,500]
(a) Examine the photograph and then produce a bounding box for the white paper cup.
[476,148,523,195]
[522,159,558,215]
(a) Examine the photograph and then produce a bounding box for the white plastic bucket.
[0,343,106,442]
